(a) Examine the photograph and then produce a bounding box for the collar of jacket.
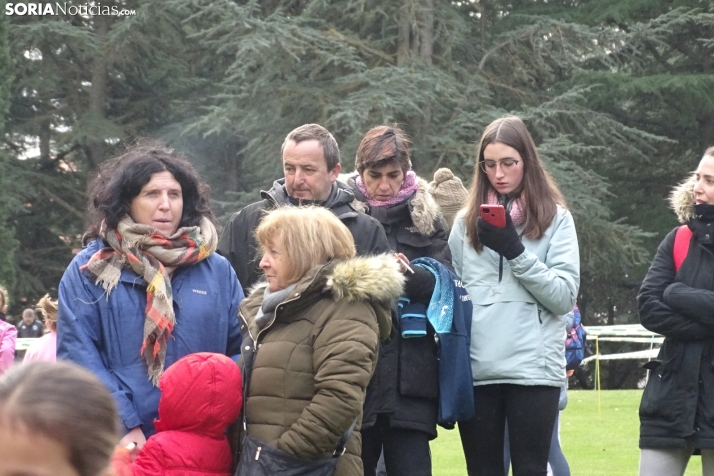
[240,254,404,342]
[338,173,440,236]
[259,178,361,221]
[670,173,697,223]
[669,174,714,245]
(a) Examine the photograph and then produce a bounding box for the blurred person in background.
[0,360,118,476]
[0,285,15,375]
[16,308,45,338]
[23,294,58,363]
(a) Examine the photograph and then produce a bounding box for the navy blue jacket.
[57,239,243,436]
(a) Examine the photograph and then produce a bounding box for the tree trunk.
[397,2,410,67]
[415,0,434,170]
[86,15,108,169]
[39,118,51,163]
[419,0,433,66]
[702,115,714,153]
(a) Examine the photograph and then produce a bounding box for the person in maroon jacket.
[112,352,243,476]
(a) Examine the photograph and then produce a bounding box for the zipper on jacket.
[255,446,262,460]
[538,309,542,324]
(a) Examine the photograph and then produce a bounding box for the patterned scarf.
[487,189,527,226]
[356,170,419,208]
[81,215,218,385]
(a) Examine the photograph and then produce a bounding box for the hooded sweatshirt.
[112,352,243,476]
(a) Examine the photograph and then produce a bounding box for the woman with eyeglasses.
[448,116,580,476]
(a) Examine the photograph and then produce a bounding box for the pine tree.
[174,0,655,319]
[3,1,205,304]
[0,2,18,294]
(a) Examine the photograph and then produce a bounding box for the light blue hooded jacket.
[448,206,580,387]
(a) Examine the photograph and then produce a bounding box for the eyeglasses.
[480,158,519,174]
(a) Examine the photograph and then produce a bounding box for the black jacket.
[345,174,452,438]
[217,179,390,290]
[17,319,45,338]
[638,215,714,449]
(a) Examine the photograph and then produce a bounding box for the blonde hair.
[255,206,356,285]
[36,294,58,332]
[0,285,7,310]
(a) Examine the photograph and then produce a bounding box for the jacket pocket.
[639,353,683,424]
[398,334,439,400]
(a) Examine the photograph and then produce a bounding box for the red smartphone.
[480,204,506,228]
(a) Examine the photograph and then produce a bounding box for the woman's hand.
[119,427,146,460]
[477,212,525,260]
[394,253,414,274]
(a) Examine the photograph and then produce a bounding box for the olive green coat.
[239,255,402,475]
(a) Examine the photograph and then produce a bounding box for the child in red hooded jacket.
[112,352,243,476]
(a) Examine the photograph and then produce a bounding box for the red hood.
[155,352,242,436]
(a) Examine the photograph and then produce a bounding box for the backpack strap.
[673,224,693,272]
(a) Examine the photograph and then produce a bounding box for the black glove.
[477,212,525,260]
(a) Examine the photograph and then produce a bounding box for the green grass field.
[431,389,703,475]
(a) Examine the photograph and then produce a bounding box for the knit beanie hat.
[429,168,468,229]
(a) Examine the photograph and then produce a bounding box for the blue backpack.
[565,307,587,370]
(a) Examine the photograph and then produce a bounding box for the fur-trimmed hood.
[338,173,442,236]
[325,254,405,304]
[669,173,697,224]
[244,254,404,341]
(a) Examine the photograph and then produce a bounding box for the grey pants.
[639,448,714,476]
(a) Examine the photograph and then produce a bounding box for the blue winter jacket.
[57,239,244,436]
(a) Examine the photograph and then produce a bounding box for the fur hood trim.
[338,173,441,236]
[669,173,697,224]
[246,254,405,303]
[326,253,405,304]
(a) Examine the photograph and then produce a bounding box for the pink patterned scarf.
[487,189,527,226]
[356,171,419,208]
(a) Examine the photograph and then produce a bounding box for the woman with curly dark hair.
[57,141,243,451]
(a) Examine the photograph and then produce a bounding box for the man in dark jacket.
[217,123,391,289]
[16,309,45,338]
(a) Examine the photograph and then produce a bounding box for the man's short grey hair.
[281,124,341,171]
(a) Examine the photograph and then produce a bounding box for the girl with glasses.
[448,116,580,476]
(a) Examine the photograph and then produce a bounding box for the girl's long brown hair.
[465,116,566,252]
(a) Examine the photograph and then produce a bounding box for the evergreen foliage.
[0,1,17,296]
[1,0,711,347]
